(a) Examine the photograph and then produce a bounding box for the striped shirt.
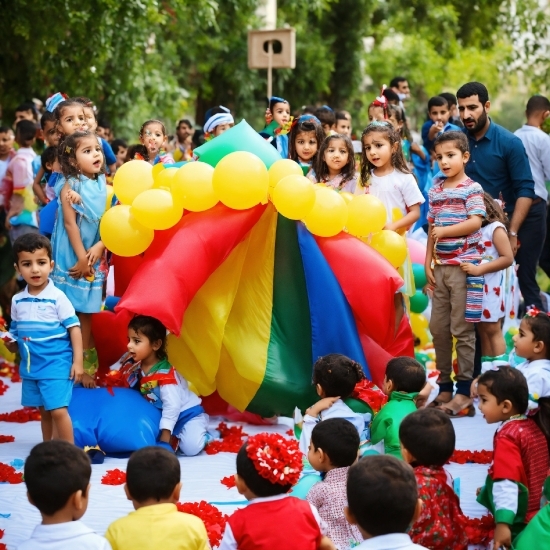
[10,280,80,379]
[428,177,486,265]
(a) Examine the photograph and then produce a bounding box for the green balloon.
[193,119,282,168]
[412,263,428,289]
[410,290,429,314]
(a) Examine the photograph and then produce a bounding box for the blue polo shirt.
[463,120,535,213]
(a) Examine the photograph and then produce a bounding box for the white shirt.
[514,125,550,201]
[159,370,202,432]
[515,359,550,410]
[354,533,428,549]
[17,521,112,550]
[367,170,425,224]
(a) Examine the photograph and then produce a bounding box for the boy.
[0,126,15,186]
[400,408,468,550]
[425,131,486,416]
[111,139,128,168]
[439,92,463,127]
[203,106,234,138]
[14,101,38,125]
[106,447,209,550]
[315,106,336,135]
[477,366,549,548]
[7,234,83,443]
[369,357,426,458]
[422,96,462,154]
[96,117,113,142]
[219,433,335,550]
[345,455,427,549]
[19,440,111,550]
[307,418,362,550]
[334,111,351,136]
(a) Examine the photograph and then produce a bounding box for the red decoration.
[0,362,20,382]
[97,369,128,395]
[352,379,387,413]
[448,450,493,465]
[177,501,228,548]
[286,429,294,437]
[205,422,248,455]
[0,407,40,422]
[0,527,4,550]
[0,463,23,483]
[101,469,126,485]
[0,380,8,396]
[220,475,236,489]
[0,435,14,443]
[464,514,495,545]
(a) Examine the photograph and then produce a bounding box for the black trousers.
[539,203,550,278]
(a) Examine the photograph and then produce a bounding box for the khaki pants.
[429,265,475,388]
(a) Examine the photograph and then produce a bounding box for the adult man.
[457,82,541,308]
[172,119,193,162]
[390,77,410,103]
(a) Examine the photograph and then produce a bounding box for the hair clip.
[65,145,72,154]
[525,306,550,319]
[490,365,500,371]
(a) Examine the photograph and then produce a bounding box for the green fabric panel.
[247,216,316,417]
[513,505,550,549]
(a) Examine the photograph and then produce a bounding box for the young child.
[219,433,334,550]
[109,315,209,455]
[139,119,175,165]
[33,116,60,206]
[345,455,426,549]
[477,366,549,548]
[288,115,325,177]
[96,117,113,142]
[111,139,128,168]
[315,106,336,135]
[422,96,462,155]
[306,418,362,550]
[425,131,486,416]
[106,446,208,549]
[53,98,89,138]
[14,101,38,125]
[20,441,111,550]
[8,234,82,443]
[299,353,367,455]
[262,96,292,158]
[0,126,15,187]
[400,408,468,549]
[171,119,193,162]
[311,134,357,192]
[368,95,390,122]
[5,193,39,243]
[369,357,426,458]
[203,105,234,139]
[51,131,106,386]
[334,111,351,136]
[359,121,424,232]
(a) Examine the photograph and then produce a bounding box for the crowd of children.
[1,86,550,549]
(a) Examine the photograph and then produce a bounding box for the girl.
[367,95,389,122]
[288,115,325,177]
[110,315,209,456]
[462,194,514,371]
[311,134,357,193]
[360,121,424,232]
[261,96,292,158]
[299,353,367,455]
[51,131,107,388]
[139,120,175,165]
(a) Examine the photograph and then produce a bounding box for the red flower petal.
[0,408,40,423]
[0,463,23,483]
[285,429,294,436]
[220,475,236,489]
[101,469,126,485]
[177,501,228,548]
[448,449,493,465]
[0,435,14,443]
[205,422,249,455]
[464,514,495,544]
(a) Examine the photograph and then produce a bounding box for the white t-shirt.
[17,521,112,550]
[0,157,9,183]
[368,170,425,224]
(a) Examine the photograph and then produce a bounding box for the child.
[171,119,193,162]
[106,446,208,549]
[0,126,15,186]
[359,121,424,232]
[288,115,325,176]
[139,119,175,165]
[110,315,209,456]
[462,193,514,372]
[299,353,367,455]
[400,408,468,549]
[51,131,106,387]
[5,193,39,243]
[368,95,390,122]
[32,114,60,206]
[8,234,83,443]
[477,366,549,548]
[20,441,111,550]
[111,139,128,168]
[53,98,89,138]
[219,433,334,550]
[262,96,292,158]
[369,357,425,458]
[439,92,463,128]
[315,106,336,135]
[14,101,38,125]
[96,117,113,142]
[311,134,357,192]
[345,455,426,549]
[334,111,351,136]
[422,96,461,154]
[203,105,234,139]
[306,418,362,549]
[425,131,486,416]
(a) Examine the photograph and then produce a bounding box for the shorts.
[21,378,73,411]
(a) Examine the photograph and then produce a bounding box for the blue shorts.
[21,379,73,411]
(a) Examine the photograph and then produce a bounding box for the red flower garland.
[220,475,236,489]
[351,379,387,413]
[0,380,8,396]
[0,435,14,443]
[285,429,294,437]
[449,450,493,465]
[101,469,126,485]
[177,501,228,548]
[464,514,495,545]
[0,463,23,483]
[0,362,19,382]
[246,433,302,486]
[205,422,248,455]
[0,407,40,422]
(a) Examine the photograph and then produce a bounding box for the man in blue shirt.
[457,82,542,309]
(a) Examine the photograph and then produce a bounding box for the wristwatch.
[509,231,518,237]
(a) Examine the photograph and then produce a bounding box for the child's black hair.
[41,146,57,173]
[311,418,359,468]
[399,408,455,466]
[312,353,365,398]
[236,443,292,496]
[478,366,528,414]
[288,116,325,164]
[523,312,550,359]
[335,111,348,122]
[40,111,56,130]
[427,96,448,111]
[314,134,356,187]
[128,315,168,360]
[24,441,91,516]
[53,99,86,136]
[269,96,289,115]
[126,447,180,503]
[382,88,400,104]
[125,144,149,162]
[111,139,128,156]
[73,96,95,114]
[177,118,193,129]
[433,130,469,155]
[97,117,111,130]
[385,356,426,393]
[526,95,550,116]
[314,106,335,130]
[482,192,508,228]
[439,92,457,110]
[0,125,12,135]
[15,120,37,146]
[13,233,52,262]
[139,119,167,138]
[58,131,105,179]
[347,455,418,536]
[15,102,37,119]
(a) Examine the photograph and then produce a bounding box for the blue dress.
[51,174,107,313]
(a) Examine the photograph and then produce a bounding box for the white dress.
[480,222,506,322]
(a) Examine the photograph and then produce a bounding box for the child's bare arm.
[461,226,514,276]
[431,215,483,240]
[425,228,436,286]
[68,326,83,384]
[385,203,420,232]
[318,536,336,550]
[32,167,49,204]
[66,188,82,204]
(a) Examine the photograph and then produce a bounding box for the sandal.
[439,396,476,418]
[429,391,452,408]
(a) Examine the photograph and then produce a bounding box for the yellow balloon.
[272,175,316,220]
[268,159,303,197]
[346,194,387,237]
[304,187,348,237]
[410,312,429,333]
[105,185,115,211]
[212,152,269,210]
[152,163,165,179]
[131,189,183,230]
[153,167,178,190]
[172,162,218,212]
[340,191,354,204]
[113,160,154,205]
[392,207,407,236]
[100,205,154,257]
[370,230,407,268]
